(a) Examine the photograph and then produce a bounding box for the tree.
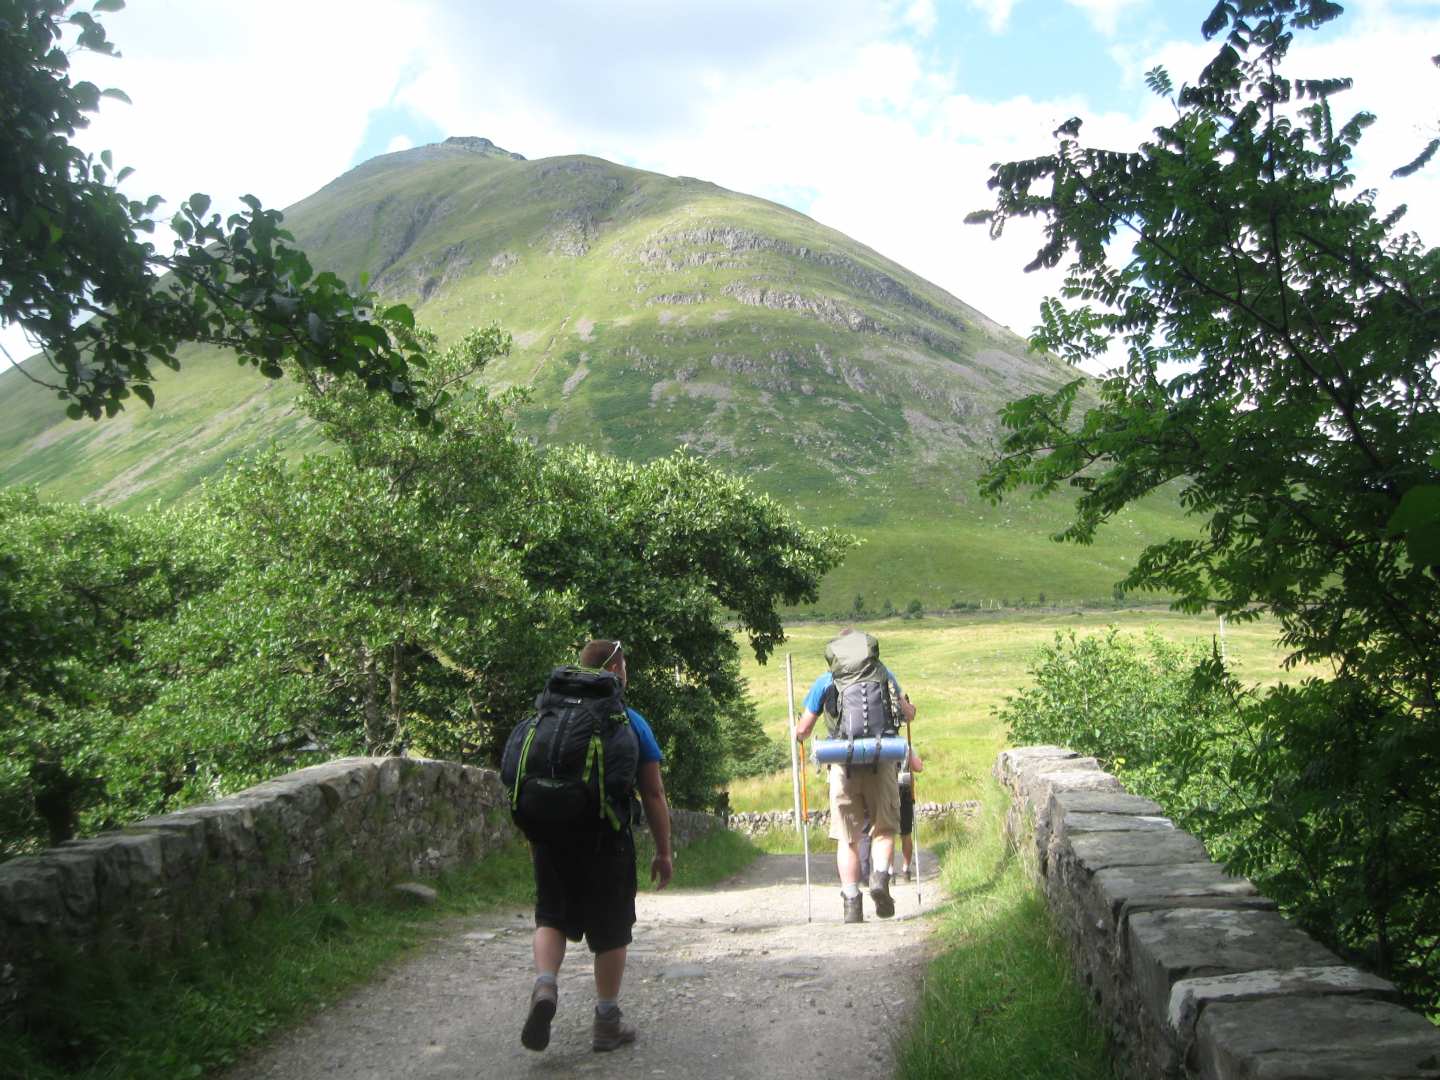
[0,490,219,855]
[133,324,851,811]
[1,0,428,420]
[970,0,1440,1004]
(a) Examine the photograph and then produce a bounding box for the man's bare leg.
[870,831,896,879]
[592,945,635,1050]
[594,946,625,999]
[869,830,897,917]
[837,840,862,885]
[534,926,566,975]
[522,927,566,1052]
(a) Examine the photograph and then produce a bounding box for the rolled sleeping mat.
[811,737,910,766]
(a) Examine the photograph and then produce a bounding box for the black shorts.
[899,785,914,836]
[531,827,637,954]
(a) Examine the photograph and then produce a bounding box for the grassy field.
[730,607,1315,813]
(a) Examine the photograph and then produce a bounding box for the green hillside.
[0,136,1183,607]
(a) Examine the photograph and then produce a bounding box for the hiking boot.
[592,1006,637,1052]
[520,979,557,1052]
[901,863,913,882]
[843,891,864,923]
[870,870,895,919]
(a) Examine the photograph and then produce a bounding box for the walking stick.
[906,713,921,909]
[786,653,812,923]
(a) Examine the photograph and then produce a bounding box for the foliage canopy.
[972,0,1440,1004]
[0,322,849,857]
[1,0,428,420]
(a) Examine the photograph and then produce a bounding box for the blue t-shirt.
[627,707,663,764]
[802,671,903,715]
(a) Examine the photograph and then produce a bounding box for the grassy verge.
[5,827,758,1080]
[637,826,762,889]
[895,785,1114,1080]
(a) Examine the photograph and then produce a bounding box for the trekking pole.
[787,653,812,923]
[906,713,921,909]
[787,653,803,834]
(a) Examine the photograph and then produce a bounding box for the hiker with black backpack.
[794,628,916,923]
[500,640,673,1053]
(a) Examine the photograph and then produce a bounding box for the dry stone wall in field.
[996,745,1440,1080]
[726,799,978,838]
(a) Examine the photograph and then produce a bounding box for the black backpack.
[500,666,640,840]
[822,632,901,744]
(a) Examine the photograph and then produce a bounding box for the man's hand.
[900,693,916,723]
[651,853,673,890]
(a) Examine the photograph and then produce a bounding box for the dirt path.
[223,850,945,1079]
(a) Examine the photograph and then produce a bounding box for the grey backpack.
[822,632,901,743]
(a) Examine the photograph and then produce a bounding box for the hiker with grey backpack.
[500,639,673,1053]
[794,628,916,923]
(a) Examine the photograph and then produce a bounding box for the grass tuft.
[895,786,1114,1080]
[637,826,762,889]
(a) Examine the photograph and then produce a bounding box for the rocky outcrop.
[995,746,1440,1079]
[722,282,885,335]
[637,225,970,344]
[378,241,475,301]
[442,136,526,161]
[647,292,707,305]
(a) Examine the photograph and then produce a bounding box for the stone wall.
[996,746,1440,1080]
[640,807,722,849]
[0,757,515,1023]
[726,800,978,838]
[0,756,732,1028]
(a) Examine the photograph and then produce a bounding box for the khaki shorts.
[828,764,901,844]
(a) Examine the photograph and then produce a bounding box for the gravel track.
[222,850,945,1080]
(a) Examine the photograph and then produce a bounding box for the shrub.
[1001,629,1440,1010]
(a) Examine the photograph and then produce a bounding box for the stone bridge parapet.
[0,757,733,1030]
[996,745,1440,1079]
[0,757,516,1024]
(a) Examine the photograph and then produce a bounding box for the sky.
[5,0,1439,377]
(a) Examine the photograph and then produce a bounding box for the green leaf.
[1387,485,1440,535]
[381,304,415,329]
[189,193,211,219]
[133,384,155,408]
[93,0,126,11]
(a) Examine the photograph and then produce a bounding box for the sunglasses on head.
[604,640,622,666]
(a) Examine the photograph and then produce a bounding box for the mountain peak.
[442,136,525,161]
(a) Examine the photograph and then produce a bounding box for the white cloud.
[5,0,1437,392]
[965,0,1018,34]
[385,134,415,154]
[1064,0,1146,38]
[65,0,426,220]
[903,0,939,36]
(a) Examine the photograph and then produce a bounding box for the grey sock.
[841,882,860,898]
[596,998,620,1019]
[535,973,557,988]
